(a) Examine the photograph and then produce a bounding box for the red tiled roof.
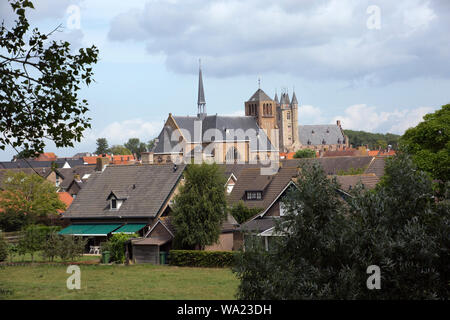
[82,155,135,165]
[58,192,73,213]
[35,152,57,161]
[368,150,396,157]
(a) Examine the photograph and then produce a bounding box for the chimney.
[96,156,109,172]
[74,174,81,182]
[141,152,154,165]
[336,120,341,127]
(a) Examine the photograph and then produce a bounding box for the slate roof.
[154,115,276,153]
[298,125,345,145]
[239,217,277,233]
[248,88,273,102]
[281,156,374,175]
[63,164,186,219]
[0,158,84,169]
[57,165,96,189]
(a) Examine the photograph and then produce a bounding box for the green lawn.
[6,251,100,263]
[0,264,239,300]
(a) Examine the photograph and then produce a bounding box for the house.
[57,165,96,197]
[57,192,74,213]
[60,163,186,249]
[82,154,136,166]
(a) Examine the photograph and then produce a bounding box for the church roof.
[198,67,206,105]
[280,92,290,105]
[154,115,277,154]
[248,89,273,102]
[274,92,279,103]
[298,125,345,146]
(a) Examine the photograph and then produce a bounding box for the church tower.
[197,61,206,119]
[277,90,300,152]
[245,88,277,138]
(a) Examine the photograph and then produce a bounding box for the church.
[145,66,349,164]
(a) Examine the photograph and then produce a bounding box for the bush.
[293,149,316,159]
[102,233,136,263]
[169,250,239,268]
[0,232,8,262]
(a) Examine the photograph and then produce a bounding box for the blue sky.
[1,0,449,160]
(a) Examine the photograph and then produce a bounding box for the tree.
[0,232,8,262]
[17,225,44,262]
[172,163,228,249]
[102,233,136,263]
[344,130,400,149]
[124,138,148,159]
[109,145,132,155]
[0,0,99,157]
[147,138,156,151]
[95,138,109,155]
[400,104,450,186]
[234,155,450,299]
[229,201,263,224]
[293,149,316,159]
[0,171,66,229]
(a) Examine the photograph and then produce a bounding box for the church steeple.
[197,60,206,118]
[291,91,298,107]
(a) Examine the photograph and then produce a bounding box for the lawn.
[0,264,239,300]
[5,251,100,263]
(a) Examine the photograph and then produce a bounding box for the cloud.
[97,119,163,144]
[107,0,450,83]
[332,104,436,134]
[299,105,327,125]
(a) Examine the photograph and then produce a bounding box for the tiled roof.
[239,217,277,232]
[298,124,345,145]
[365,156,388,177]
[368,150,396,157]
[63,164,185,219]
[332,174,380,191]
[57,192,73,212]
[228,166,298,210]
[57,166,96,189]
[82,155,135,165]
[281,156,374,175]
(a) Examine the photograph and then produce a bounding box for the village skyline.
[1,0,449,160]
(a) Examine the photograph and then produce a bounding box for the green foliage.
[172,163,228,249]
[0,171,66,230]
[337,167,366,176]
[400,104,450,185]
[55,235,86,262]
[95,138,109,155]
[102,233,135,263]
[0,0,99,156]
[234,155,450,299]
[169,250,239,268]
[0,232,8,262]
[293,149,316,159]
[124,138,148,159]
[344,130,400,149]
[108,145,132,155]
[147,138,156,152]
[17,225,44,262]
[0,208,31,231]
[229,201,263,224]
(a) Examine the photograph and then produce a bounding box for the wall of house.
[204,232,235,251]
[233,232,244,251]
[264,200,281,217]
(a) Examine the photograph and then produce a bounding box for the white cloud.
[332,104,436,134]
[95,119,163,145]
[299,105,327,124]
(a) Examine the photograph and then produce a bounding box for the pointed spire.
[274,90,279,104]
[291,91,298,106]
[197,59,206,117]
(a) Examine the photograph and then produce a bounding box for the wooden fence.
[1,231,23,244]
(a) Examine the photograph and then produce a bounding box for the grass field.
[6,252,101,263]
[0,264,239,300]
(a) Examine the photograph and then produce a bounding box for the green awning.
[112,224,147,234]
[58,224,122,236]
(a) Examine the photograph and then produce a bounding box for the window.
[287,112,291,120]
[246,191,262,200]
[111,199,117,210]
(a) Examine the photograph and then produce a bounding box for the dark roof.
[248,88,273,102]
[228,166,298,210]
[274,92,279,103]
[198,67,206,105]
[0,158,84,169]
[153,125,182,153]
[291,91,298,105]
[281,156,374,175]
[63,164,186,219]
[57,165,96,189]
[364,156,387,177]
[280,92,290,105]
[333,174,380,191]
[298,125,345,145]
[239,217,277,233]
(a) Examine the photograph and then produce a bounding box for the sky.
[1,0,449,160]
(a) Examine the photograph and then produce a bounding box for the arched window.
[287,111,291,120]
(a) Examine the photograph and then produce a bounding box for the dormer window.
[107,191,126,211]
[246,191,262,200]
[111,199,118,210]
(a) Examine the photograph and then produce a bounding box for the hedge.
[169,250,240,268]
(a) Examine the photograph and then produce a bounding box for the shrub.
[229,201,263,224]
[102,233,136,263]
[293,149,316,159]
[0,232,8,262]
[169,250,239,268]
